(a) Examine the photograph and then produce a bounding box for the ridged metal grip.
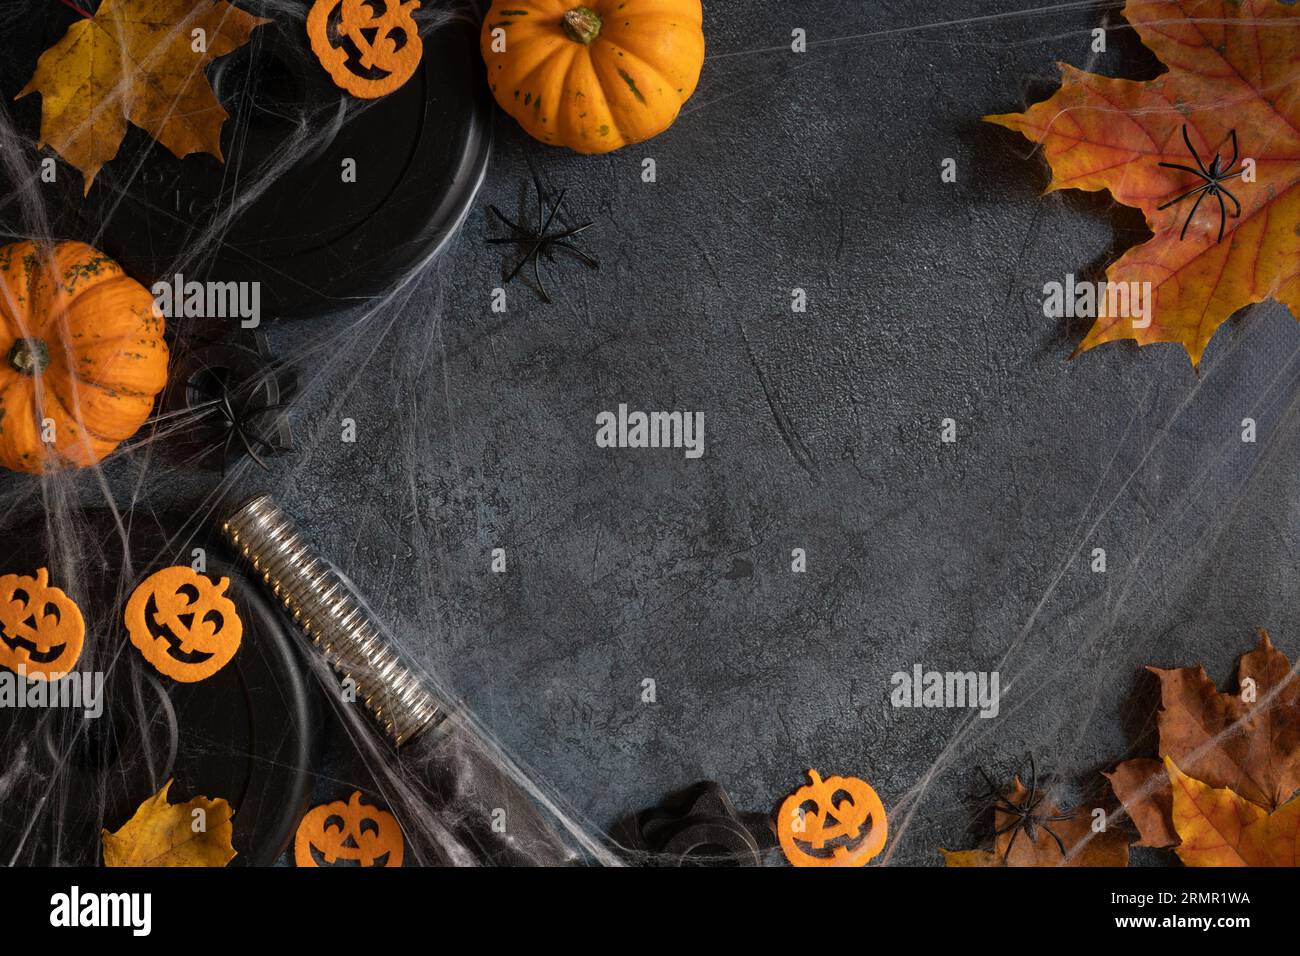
[221,494,444,746]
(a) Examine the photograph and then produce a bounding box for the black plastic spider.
[486,176,598,304]
[187,367,288,473]
[978,755,1075,862]
[1157,125,1246,244]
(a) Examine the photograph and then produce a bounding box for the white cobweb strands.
[0,0,622,867]
[291,578,623,867]
[10,0,1298,871]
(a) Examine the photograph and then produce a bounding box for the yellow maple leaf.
[1165,757,1300,866]
[101,779,237,867]
[16,0,270,195]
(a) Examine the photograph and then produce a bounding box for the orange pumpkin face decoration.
[124,566,242,683]
[0,568,85,678]
[307,0,423,99]
[294,791,405,867]
[777,770,888,868]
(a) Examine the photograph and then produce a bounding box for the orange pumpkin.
[480,1,705,153]
[0,241,168,473]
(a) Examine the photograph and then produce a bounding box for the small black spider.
[187,367,287,473]
[977,755,1075,862]
[1157,125,1246,244]
[486,176,597,304]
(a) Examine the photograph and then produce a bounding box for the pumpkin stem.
[8,338,50,376]
[562,6,602,44]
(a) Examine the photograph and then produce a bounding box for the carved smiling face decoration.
[307,0,423,99]
[124,566,242,682]
[294,791,405,867]
[0,568,85,678]
[777,770,888,868]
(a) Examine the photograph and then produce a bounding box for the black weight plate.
[0,510,318,866]
[0,1,491,317]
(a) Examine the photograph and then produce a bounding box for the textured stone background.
[10,0,1300,865]
[249,0,1300,864]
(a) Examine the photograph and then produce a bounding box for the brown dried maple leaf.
[942,775,1128,867]
[17,0,269,195]
[1106,630,1300,849]
[986,0,1300,367]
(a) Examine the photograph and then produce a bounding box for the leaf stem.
[56,0,93,17]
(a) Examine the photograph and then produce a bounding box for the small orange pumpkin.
[124,567,243,683]
[0,567,85,678]
[294,791,405,867]
[0,241,168,473]
[776,769,888,867]
[480,1,705,153]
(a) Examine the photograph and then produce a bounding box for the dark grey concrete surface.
[246,0,1300,864]
[11,0,1300,865]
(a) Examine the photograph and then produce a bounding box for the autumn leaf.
[102,779,236,867]
[1107,631,1300,849]
[939,848,1003,867]
[941,776,1128,866]
[1165,757,1300,866]
[17,0,270,195]
[986,0,1300,367]
[1103,758,1176,848]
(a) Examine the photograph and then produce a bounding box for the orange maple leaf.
[1107,631,1300,849]
[1165,757,1300,866]
[941,776,1128,867]
[17,0,269,195]
[986,0,1300,367]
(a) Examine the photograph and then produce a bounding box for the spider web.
[0,0,1298,868]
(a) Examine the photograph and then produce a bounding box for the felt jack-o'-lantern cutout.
[777,769,888,868]
[0,568,85,679]
[294,791,405,867]
[307,0,423,99]
[124,566,242,683]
